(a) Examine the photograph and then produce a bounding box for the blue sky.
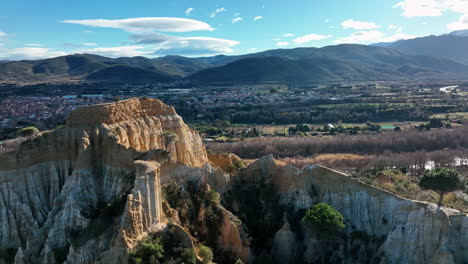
[0,0,467,60]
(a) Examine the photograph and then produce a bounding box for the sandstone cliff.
[226,155,467,264]
[0,98,214,263]
[0,98,466,264]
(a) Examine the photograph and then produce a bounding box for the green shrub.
[179,247,196,264]
[129,238,164,264]
[302,203,345,238]
[163,181,193,210]
[18,126,39,137]
[207,189,221,203]
[198,245,213,264]
[419,167,466,206]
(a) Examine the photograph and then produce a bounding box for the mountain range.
[190,44,468,83]
[2,31,468,84]
[373,29,468,65]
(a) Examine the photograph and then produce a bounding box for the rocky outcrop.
[208,153,245,174]
[1,98,466,264]
[233,155,468,264]
[67,97,208,167]
[160,177,251,263]
[272,218,299,264]
[0,98,209,263]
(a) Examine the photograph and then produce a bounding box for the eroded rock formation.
[225,155,467,264]
[0,98,215,263]
[0,98,466,264]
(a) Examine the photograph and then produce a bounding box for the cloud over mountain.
[61,17,214,33]
[341,19,380,30]
[154,37,239,56]
[293,34,331,44]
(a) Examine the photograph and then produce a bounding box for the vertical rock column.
[121,160,162,248]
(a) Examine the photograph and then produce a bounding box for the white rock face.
[242,156,468,264]
[0,98,209,264]
[1,99,466,264]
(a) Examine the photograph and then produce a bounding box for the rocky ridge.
[0,98,466,264]
[0,98,222,263]
[227,155,467,263]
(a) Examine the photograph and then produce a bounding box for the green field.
[431,112,468,119]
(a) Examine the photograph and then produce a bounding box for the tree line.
[207,126,468,159]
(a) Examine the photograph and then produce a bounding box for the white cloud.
[254,16,263,21]
[24,44,41,47]
[448,14,468,30]
[61,17,213,33]
[272,38,281,41]
[276,41,289,46]
[64,43,98,48]
[334,30,418,44]
[281,33,295,37]
[0,32,6,38]
[210,8,226,18]
[130,33,239,56]
[379,33,419,42]
[233,13,240,17]
[335,30,385,44]
[249,48,257,52]
[388,24,397,30]
[232,17,244,23]
[293,34,331,44]
[394,0,468,18]
[342,19,380,30]
[0,45,157,60]
[155,37,239,56]
[74,46,151,57]
[394,0,444,17]
[0,47,68,60]
[130,32,176,44]
[184,8,194,16]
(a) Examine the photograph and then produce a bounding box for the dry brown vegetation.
[357,169,468,213]
[207,126,468,159]
[274,154,370,170]
[209,127,468,212]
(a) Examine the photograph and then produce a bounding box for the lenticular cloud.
[61,17,214,33]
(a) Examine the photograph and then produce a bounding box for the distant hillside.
[2,43,468,84]
[372,33,468,65]
[86,65,179,83]
[190,44,468,83]
[0,54,111,82]
[114,56,204,76]
[449,29,468,37]
[154,55,211,75]
[0,54,189,83]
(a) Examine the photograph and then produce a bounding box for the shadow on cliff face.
[161,178,250,264]
[223,179,284,258]
[69,193,129,248]
[221,165,386,264]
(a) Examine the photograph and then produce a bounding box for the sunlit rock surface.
[0,99,466,264]
[0,98,208,263]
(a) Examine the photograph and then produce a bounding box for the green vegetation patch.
[129,231,196,264]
